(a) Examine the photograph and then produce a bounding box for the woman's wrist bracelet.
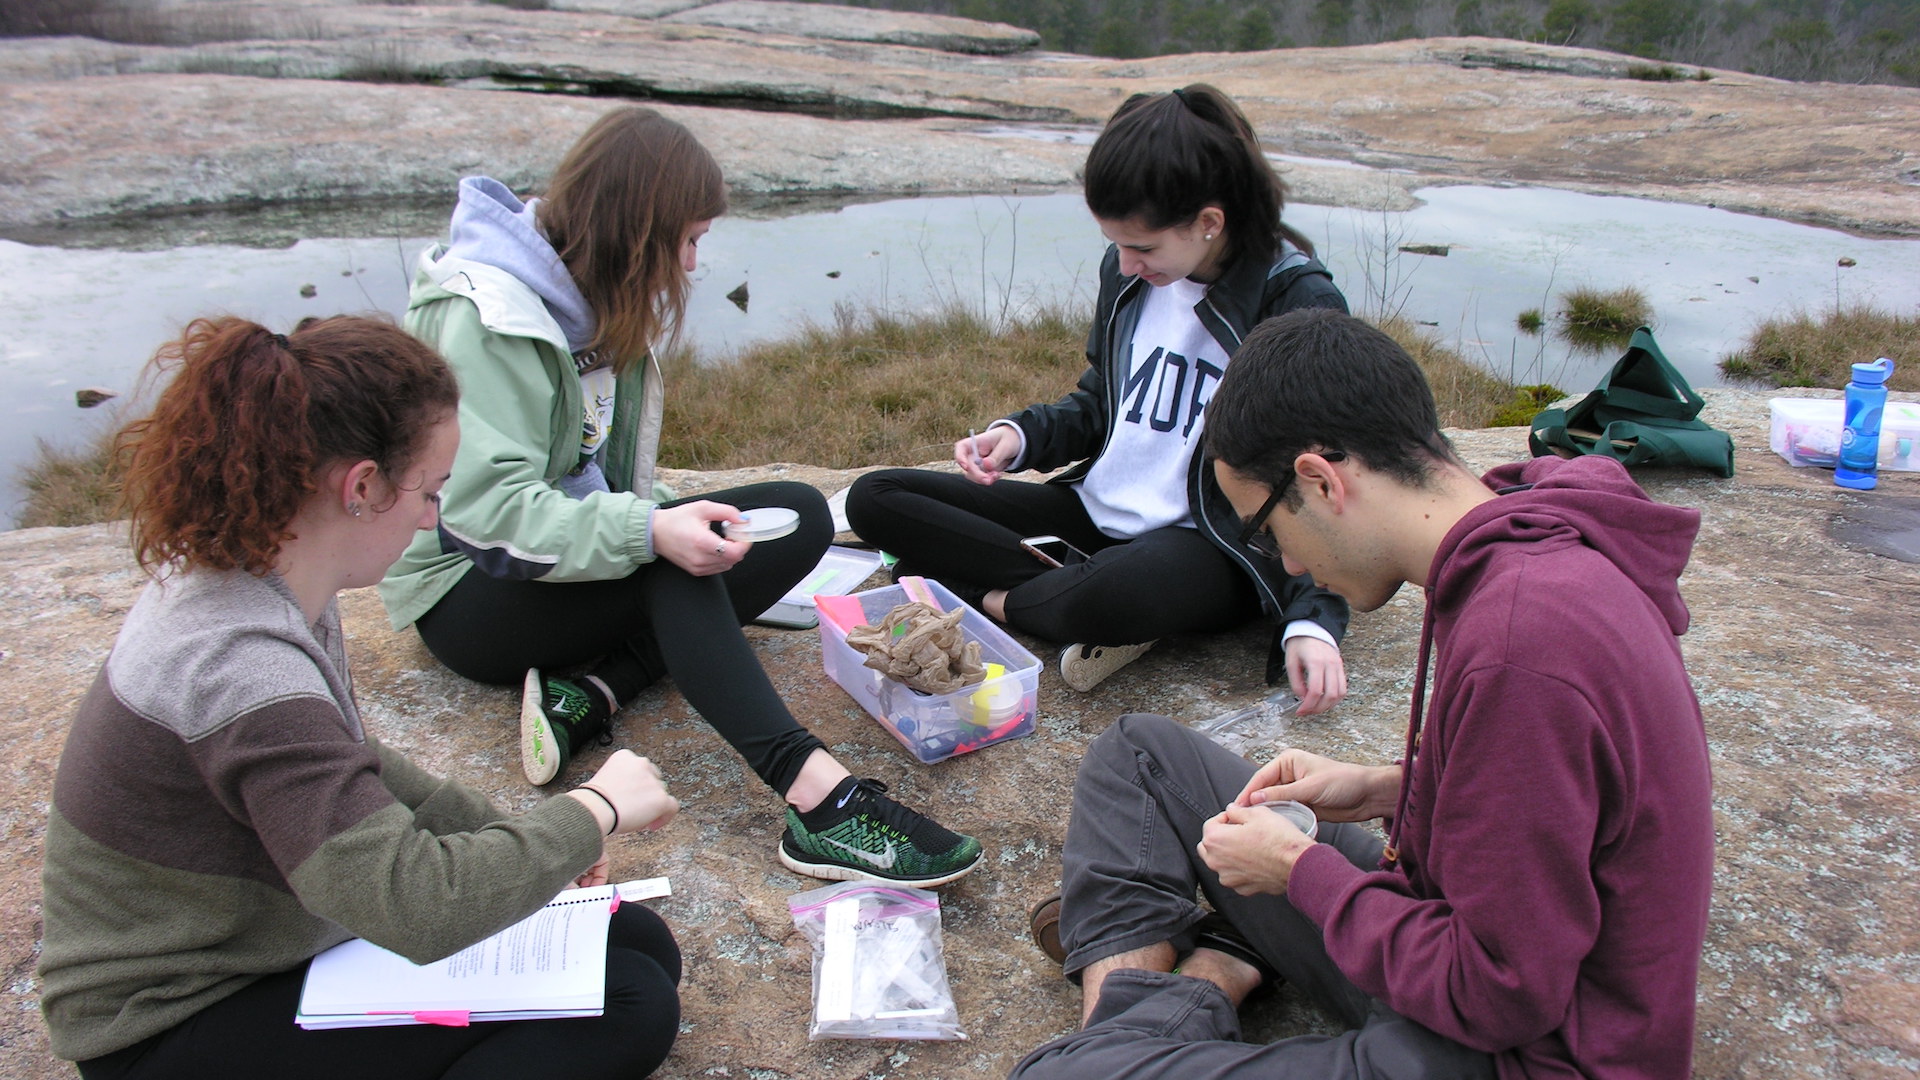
[574,784,620,835]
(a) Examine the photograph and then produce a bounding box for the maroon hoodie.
[1286,455,1714,1079]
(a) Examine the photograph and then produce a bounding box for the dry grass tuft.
[16,430,121,530]
[1719,303,1918,390]
[16,305,1530,527]
[662,304,1088,470]
[1372,316,1535,428]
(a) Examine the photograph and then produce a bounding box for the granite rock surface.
[0,0,1915,238]
[1,391,1916,1078]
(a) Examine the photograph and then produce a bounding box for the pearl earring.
[1204,233,1215,241]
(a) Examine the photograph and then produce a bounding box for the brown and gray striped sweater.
[38,567,604,1062]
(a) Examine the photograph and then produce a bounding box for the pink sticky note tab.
[898,575,941,610]
[411,1010,472,1027]
[609,895,621,913]
[815,594,866,633]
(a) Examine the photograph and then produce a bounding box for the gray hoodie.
[443,176,596,355]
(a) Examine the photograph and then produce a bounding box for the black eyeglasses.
[1236,451,1346,560]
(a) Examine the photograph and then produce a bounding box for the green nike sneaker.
[780,777,983,887]
[520,669,611,786]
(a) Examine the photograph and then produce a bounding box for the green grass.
[1558,285,1651,351]
[1719,303,1918,390]
[1516,308,1545,335]
[1487,384,1568,427]
[17,305,1531,527]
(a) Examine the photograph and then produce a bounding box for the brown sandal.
[1029,892,1065,964]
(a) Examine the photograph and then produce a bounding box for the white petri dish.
[1261,800,1319,840]
[725,506,800,542]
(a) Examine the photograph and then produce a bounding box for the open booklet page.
[296,877,670,1029]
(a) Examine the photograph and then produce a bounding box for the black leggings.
[79,904,682,1080]
[416,481,834,797]
[846,469,1258,646]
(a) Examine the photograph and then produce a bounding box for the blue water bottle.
[1834,358,1895,490]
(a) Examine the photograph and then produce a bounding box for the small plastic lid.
[1852,358,1895,384]
[1261,800,1319,840]
[725,507,800,542]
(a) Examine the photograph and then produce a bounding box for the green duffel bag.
[1528,327,1735,478]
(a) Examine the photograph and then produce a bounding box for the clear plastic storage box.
[817,580,1040,764]
[1770,396,1920,471]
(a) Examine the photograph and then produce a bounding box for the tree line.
[825,0,1920,86]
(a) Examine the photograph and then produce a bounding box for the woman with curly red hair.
[39,315,683,1079]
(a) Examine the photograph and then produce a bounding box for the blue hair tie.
[1171,87,1191,108]
[268,332,290,350]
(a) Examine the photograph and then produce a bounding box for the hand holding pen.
[954,426,1015,485]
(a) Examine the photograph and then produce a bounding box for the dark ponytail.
[118,315,458,575]
[1083,83,1313,264]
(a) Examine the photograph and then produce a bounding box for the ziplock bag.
[787,880,965,1041]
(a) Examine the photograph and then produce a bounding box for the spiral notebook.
[295,877,670,1029]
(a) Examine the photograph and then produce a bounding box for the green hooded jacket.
[377,248,672,629]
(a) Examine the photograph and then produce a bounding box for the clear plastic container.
[1260,800,1319,839]
[817,580,1040,763]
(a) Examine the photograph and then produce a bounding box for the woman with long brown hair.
[40,315,684,1078]
[381,106,981,887]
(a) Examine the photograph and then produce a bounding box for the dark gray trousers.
[1009,714,1495,1080]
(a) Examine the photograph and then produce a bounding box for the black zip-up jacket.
[1005,242,1351,682]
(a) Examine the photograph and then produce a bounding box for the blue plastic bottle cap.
[1851,358,1894,384]
[725,507,799,542]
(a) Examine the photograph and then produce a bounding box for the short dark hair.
[1083,83,1314,264]
[1207,308,1452,500]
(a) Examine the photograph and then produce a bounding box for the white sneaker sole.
[520,668,561,786]
[777,842,983,888]
[1058,640,1156,692]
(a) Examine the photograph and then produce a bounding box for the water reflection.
[3,186,1916,518]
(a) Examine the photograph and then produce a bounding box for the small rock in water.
[75,387,117,408]
[1747,276,1760,283]
[1398,243,1450,257]
[1838,257,1857,267]
[299,283,317,298]
[826,270,841,278]
[726,282,749,313]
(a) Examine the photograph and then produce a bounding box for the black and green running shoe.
[520,669,611,786]
[780,777,984,887]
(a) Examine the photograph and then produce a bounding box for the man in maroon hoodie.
[1014,308,1714,1080]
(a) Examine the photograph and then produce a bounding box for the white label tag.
[816,896,859,1023]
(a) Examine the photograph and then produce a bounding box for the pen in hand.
[968,428,988,474]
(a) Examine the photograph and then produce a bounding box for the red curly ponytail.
[118,315,457,575]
